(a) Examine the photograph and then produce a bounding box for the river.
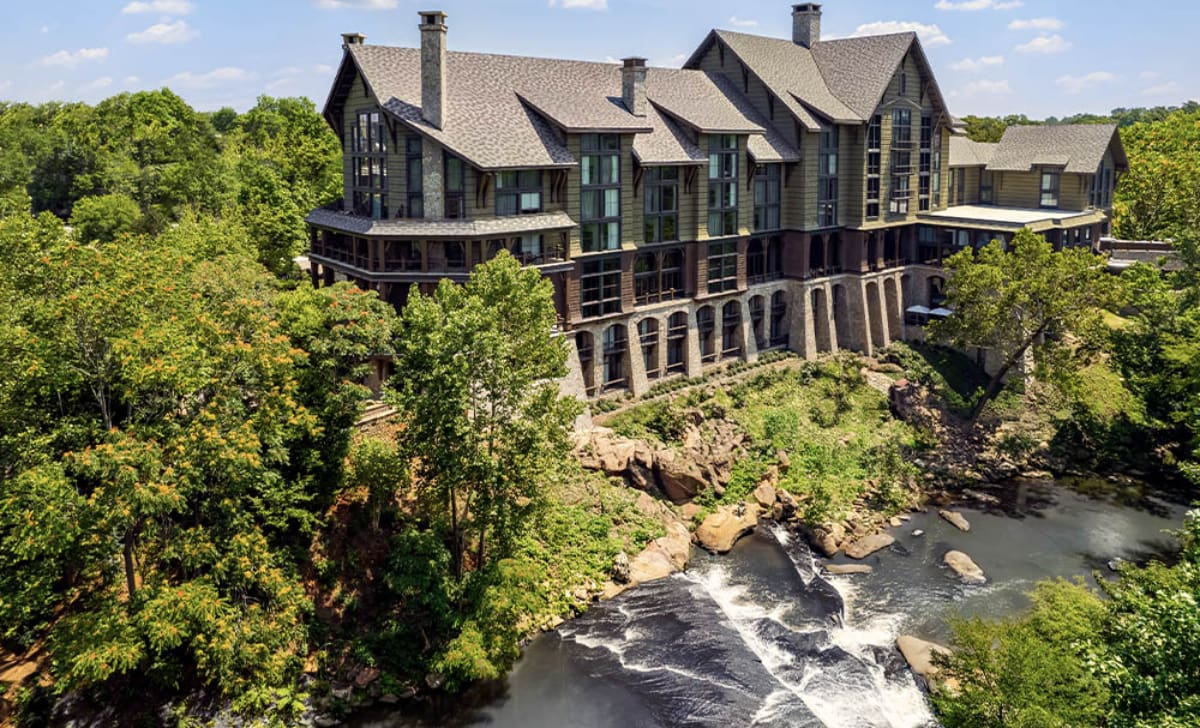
[350,478,1189,728]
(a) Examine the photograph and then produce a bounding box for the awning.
[929,307,954,318]
[906,305,932,315]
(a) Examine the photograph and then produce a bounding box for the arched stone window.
[638,318,660,380]
[749,295,767,350]
[602,325,628,390]
[721,301,742,358]
[576,331,596,395]
[667,312,688,373]
[770,291,788,347]
[697,306,717,363]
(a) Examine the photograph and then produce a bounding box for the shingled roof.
[684,29,949,128]
[987,124,1128,174]
[333,44,795,171]
[948,136,998,167]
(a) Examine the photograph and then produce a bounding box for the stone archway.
[811,288,832,353]
[883,277,901,341]
[866,281,886,350]
[832,283,853,350]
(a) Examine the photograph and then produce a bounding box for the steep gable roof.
[332,44,790,171]
[987,124,1128,174]
[685,29,948,128]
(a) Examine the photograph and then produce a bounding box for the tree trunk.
[449,486,461,580]
[968,326,1047,423]
[122,531,139,601]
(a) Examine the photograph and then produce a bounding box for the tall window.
[750,296,766,350]
[918,115,932,212]
[980,170,994,204]
[445,154,466,219]
[753,164,781,231]
[1040,169,1061,208]
[405,135,423,219]
[707,240,738,294]
[644,167,679,243]
[818,127,839,227]
[496,170,542,216]
[581,134,621,252]
[707,135,738,236]
[639,318,660,380]
[867,115,882,219]
[1091,164,1112,208]
[890,109,912,215]
[698,306,717,363]
[932,129,942,208]
[351,110,388,219]
[721,301,742,359]
[770,291,788,347]
[667,312,688,373]
[602,325,627,389]
[580,256,622,319]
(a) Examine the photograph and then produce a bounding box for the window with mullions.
[581,134,621,252]
[707,240,738,294]
[633,248,685,305]
[818,127,839,227]
[754,164,781,231]
[351,110,389,219]
[707,135,739,236]
[580,256,622,319]
[497,170,543,216]
[698,306,717,363]
[445,154,466,219]
[890,109,912,215]
[405,136,423,219]
[666,312,688,373]
[867,115,882,219]
[1040,169,1061,208]
[644,167,679,243]
[918,115,932,212]
[639,318,660,380]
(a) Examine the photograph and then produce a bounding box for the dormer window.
[581,134,621,252]
[497,170,543,215]
[1040,169,1061,208]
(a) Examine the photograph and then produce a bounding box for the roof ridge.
[354,43,699,72]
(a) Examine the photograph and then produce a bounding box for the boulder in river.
[844,533,895,560]
[626,521,692,587]
[695,503,761,553]
[753,483,777,509]
[938,509,971,532]
[824,564,874,576]
[944,550,986,584]
[896,636,952,684]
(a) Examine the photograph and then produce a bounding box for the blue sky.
[2,0,1197,118]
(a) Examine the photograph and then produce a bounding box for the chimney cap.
[419,10,448,26]
[792,3,822,11]
[622,57,647,68]
[341,32,366,46]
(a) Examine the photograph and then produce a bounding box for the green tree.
[68,192,142,243]
[388,252,582,578]
[929,229,1120,422]
[934,580,1110,728]
[1114,108,1200,241]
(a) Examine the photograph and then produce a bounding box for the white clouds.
[952,79,1013,97]
[1143,80,1182,97]
[851,21,951,47]
[127,20,197,44]
[313,0,398,8]
[1139,71,1161,81]
[729,16,758,27]
[935,0,1022,10]
[84,76,114,89]
[548,0,608,9]
[39,48,109,68]
[1015,34,1071,54]
[1055,71,1117,94]
[121,0,193,14]
[122,75,140,85]
[1008,17,1064,31]
[951,55,1004,72]
[164,66,253,89]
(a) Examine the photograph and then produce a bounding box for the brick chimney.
[792,3,822,47]
[418,10,447,129]
[341,32,365,48]
[621,57,647,117]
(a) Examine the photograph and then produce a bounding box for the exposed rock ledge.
[695,503,761,554]
[897,635,955,692]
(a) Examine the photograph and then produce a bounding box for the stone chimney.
[792,3,822,47]
[341,32,366,48]
[418,10,447,129]
[621,57,647,117]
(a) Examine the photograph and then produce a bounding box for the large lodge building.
[306,4,1128,399]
